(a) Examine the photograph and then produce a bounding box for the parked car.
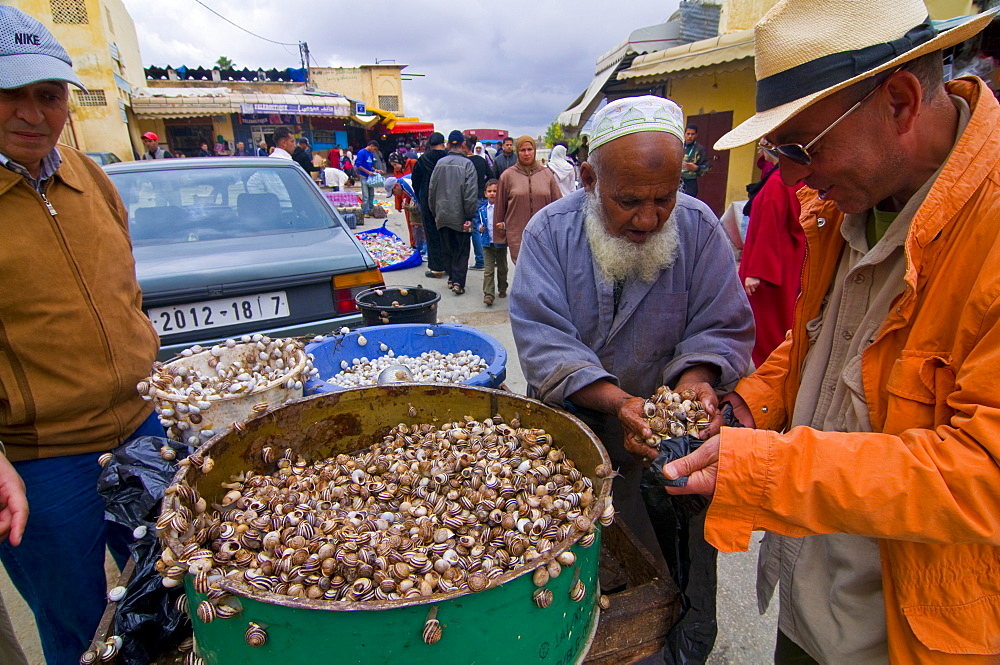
[86,151,122,165]
[104,157,384,358]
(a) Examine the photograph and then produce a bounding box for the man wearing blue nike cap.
[0,7,163,664]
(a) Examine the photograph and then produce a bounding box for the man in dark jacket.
[429,130,479,294]
[492,136,517,177]
[292,138,318,174]
[411,132,449,278]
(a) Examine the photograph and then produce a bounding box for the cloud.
[122,0,677,136]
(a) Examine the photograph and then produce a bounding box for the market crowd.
[5,1,1000,664]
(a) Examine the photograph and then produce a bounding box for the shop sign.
[239,113,301,125]
[239,102,347,117]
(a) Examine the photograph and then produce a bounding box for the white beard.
[584,189,680,284]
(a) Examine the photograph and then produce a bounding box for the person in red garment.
[737,152,804,367]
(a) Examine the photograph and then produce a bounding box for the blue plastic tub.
[305,323,507,394]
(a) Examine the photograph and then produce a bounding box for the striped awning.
[131,87,351,119]
[617,29,755,81]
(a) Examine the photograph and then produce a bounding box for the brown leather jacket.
[0,146,158,460]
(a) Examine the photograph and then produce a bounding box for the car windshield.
[110,165,338,246]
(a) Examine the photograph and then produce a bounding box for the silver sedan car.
[105,157,384,358]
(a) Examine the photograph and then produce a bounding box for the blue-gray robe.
[510,189,753,549]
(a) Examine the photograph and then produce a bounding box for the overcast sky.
[122,0,680,137]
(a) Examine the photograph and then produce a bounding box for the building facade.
[17,0,145,160]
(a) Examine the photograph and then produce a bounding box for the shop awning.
[387,122,434,134]
[350,114,380,128]
[617,28,755,81]
[557,64,620,132]
[131,87,351,119]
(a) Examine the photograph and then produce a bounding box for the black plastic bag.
[644,402,743,488]
[639,402,744,664]
[97,436,192,664]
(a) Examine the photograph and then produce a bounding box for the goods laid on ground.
[355,222,421,272]
[139,336,315,445]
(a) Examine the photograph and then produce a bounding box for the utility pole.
[299,41,312,88]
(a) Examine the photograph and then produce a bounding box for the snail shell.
[196,600,216,623]
[556,550,577,567]
[98,452,114,467]
[422,618,443,645]
[533,587,553,609]
[570,579,586,602]
[532,567,549,587]
[599,594,611,610]
[466,571,489,593]
[245,621,267,647]
[160,446,177,461]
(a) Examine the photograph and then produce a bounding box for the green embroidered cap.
[589,95,685,152]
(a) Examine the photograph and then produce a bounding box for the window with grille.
[74,89,107,107]
[50,0,89,24]
[377,95,399,112]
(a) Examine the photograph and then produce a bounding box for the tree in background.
[544,121,564,148]
[215,56,235,69]
[546,120,584,152]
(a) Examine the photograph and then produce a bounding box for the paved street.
[0,195,776,663]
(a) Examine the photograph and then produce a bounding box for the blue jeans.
[360,177,375,214]
[0,412,164,665]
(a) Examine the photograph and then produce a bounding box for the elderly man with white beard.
[509,96,753,665]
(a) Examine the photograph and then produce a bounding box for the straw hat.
[715,0,997,150]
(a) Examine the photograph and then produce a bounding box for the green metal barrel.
[162,384,613,664]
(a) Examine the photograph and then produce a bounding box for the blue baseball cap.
[0,6,85,90]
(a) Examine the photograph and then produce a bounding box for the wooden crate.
[584,521,680,664]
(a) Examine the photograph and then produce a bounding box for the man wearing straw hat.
[658,0,1000,662]
[0,7,163,664]
[511,95,753,664]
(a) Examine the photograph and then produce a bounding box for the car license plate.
[148,291,290,336]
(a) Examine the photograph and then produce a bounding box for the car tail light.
[332,269,384,314]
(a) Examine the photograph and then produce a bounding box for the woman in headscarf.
[547,144,577,197]
[494,136,562,263]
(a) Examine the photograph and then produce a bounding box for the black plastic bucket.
[355,286,440,326]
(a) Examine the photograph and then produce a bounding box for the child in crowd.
[478,179,508,306]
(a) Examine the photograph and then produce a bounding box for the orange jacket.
[707,77,1000,662]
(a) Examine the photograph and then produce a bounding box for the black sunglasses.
[758,74,890,166]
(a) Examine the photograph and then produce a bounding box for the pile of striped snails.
[156,415,614,646]
[326,348,487,388]
[642,386,711,444]
[138,335,317,446]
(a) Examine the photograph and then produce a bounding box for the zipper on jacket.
[39,183,57,217]
[40,192,57,216]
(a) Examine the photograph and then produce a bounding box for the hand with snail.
[568,381,655,462]
[662,390,756,497]
[0,452,28,546]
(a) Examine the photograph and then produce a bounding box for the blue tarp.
[355,222,422,272]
